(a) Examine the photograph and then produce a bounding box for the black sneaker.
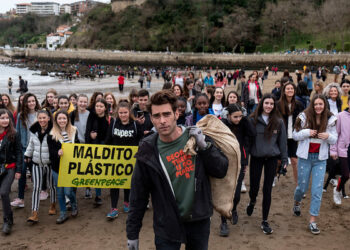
[94,196,102,206]
[231,210,238,225]
[219,222,229,237]
[261,221,273,234]
[309,222,320,235]
[246,202,255,216]
[293,204,301,216]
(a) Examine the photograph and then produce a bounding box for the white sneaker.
[330,179,338,187]
[40,191,48,201]
[241,181,247,193]
[333,187,342,205]
[272,177,277,187]
[10,198,25,208]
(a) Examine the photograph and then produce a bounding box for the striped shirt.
[61,131,72,143]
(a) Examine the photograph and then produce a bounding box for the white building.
[31,2,60,16]
[60,4,71,14]
[46,25,72,50]
[16,3,32,15]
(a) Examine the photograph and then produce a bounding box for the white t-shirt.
[328,99,338,116]
[212,103,223,117]
[249,82,258,104]
[262,114,269,124]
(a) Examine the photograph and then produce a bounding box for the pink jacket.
[330,110,350,157]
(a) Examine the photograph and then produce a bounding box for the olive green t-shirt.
[157,128,196,220]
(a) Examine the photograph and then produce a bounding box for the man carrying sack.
[126,90,228,250]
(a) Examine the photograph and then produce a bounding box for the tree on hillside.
[309,0,350,51]
[220,8,255,51]
[260,0,311,44]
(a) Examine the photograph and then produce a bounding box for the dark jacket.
[85,112,109,144]
[47,130,79,173]
[222,117,256,166]
[271,88,281,101]
[295,95,310,109]
[126,132,228,242]
[277,100,304,135]
[0,133,22,173]
[250,116,288,166]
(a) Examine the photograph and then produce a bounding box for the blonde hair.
[50,110,76,142]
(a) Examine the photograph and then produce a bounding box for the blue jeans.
[52,171,77,216]
[154,218,210,250]
[247,104,258,115]
[294,153,326,216]
[18,154,31,199]
[147,81,151,89]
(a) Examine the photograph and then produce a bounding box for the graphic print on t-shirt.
[166,149,194,179]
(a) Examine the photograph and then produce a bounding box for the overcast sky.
[0,0,110,14]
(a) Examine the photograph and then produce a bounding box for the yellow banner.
[58,143,138,189]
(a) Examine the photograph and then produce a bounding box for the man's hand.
[188,126,207,150]
[127,239,139,250]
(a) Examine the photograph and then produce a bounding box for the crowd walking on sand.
[0,64,349,250]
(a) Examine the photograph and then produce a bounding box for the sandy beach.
[0,70,349,250]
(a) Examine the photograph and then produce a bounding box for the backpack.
[23,80,28,92]
[333,66,341,74]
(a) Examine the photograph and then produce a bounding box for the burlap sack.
[184,115,241,218]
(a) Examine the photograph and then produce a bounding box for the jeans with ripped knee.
[294,153,326,216]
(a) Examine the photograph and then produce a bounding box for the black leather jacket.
[0,133,23,173]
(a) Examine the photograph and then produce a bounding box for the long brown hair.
[88,92,103,110]
[42,89,57,109]
[278,82,297,116]
[0,108,16,141]
[251,93,281,140]
[294,94,332,133]
[20,93,41,128]
[1,94,16,113]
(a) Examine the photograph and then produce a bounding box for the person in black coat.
[85,98,110,205]
[0,109,22,235]
[219,104,256,236]
[105,101,144,219]
[277,82,305,184]
[126,91,228,250]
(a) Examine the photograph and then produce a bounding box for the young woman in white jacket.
[292,94,338,235]
[25,110,56,223]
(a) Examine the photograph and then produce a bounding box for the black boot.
[2,217,12,235]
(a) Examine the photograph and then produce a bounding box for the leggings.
[336,157,350,194]
[119,84,124,92]
[249,156,278,221]
[0,168,15,219]
[324,157,340,191]
[32,164,56,211]
[110,188,130,209]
